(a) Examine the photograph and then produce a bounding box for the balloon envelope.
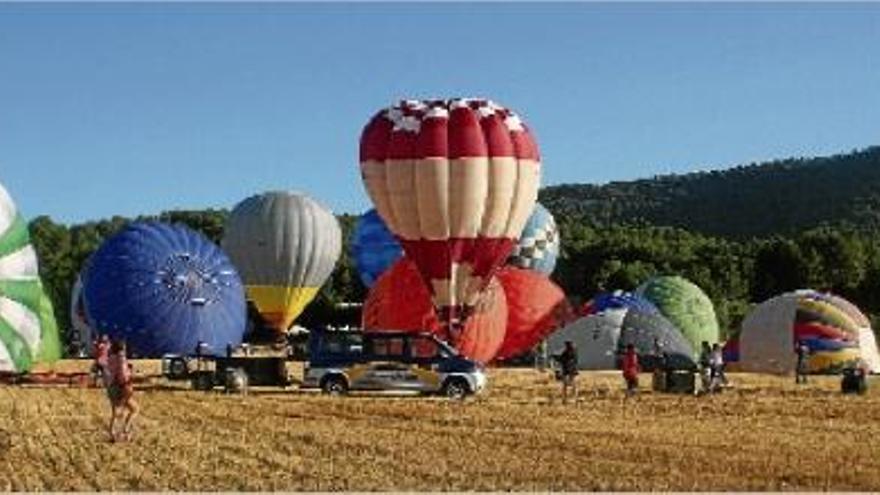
[223,191,342,332]
[360,98,540,331]
[494,267,571,361]
[83,222,246,357]
[636,275,720,357]
[0,182,60,372]
[362,258,506,363]
[583,291,659,316]
[507,203,559,275]
[737,290,878,374]
[352,209,403,288]
[547,306,695,371]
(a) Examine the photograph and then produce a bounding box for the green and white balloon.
[0,182,60,372]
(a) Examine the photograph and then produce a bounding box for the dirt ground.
[0,360,878,491]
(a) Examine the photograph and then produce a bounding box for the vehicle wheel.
[225,368,248,394]
[170,358,188,379]
[442,378,470,400]
[321,375,348,396]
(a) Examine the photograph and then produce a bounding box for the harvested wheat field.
[1,361,879,491]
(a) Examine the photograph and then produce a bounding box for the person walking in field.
[698,341,712,394]
[622,344,640,397]
[553,340,579,404]
[106,340,138,442]
[795,340,810,385]
[709,343,726,390]
[91,334,110,387]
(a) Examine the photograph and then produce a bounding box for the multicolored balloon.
[223,191,342,333]
[83,222,246,357]
[362,258,507,364]
[734,290,879,374]
[360,98,540,336]
[0,182,60,372]
[351,209,403,288]
[507,203,559,275]
[493,267,571,361]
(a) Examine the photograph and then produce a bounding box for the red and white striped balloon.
[359,98,541,335]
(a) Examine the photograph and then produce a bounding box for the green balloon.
[636,275,719,357]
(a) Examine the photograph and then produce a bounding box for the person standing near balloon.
[622,344,640,397]
[106,340,138,442]
[795,340,810,384]
[553,341,579,404]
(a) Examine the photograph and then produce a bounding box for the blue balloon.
[351,209,403,288]
[589,291,659,315]
[508,203,559,275]
[83,222,246,357]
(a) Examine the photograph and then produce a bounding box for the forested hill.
[540,146,880,238]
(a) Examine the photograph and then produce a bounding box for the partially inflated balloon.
[83,222,246,357]
[636,276,719,357]
[360,98,540,334]
[352,209,403,288]
[736,290,879,374]
[362,258,507,363]
[223,192,342,332]
[494,267,571,361]
[507,203,559,275]
[0,182,60,372]
[547,306,695,371]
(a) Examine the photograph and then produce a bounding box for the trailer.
[162,343,293,393]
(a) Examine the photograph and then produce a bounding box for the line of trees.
[27,208,880,355]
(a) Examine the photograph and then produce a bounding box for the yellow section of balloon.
[246,286,321,331]
[808,348,862,374]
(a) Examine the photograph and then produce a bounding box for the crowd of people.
[551,338,791,402]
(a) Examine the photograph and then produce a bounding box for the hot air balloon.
[351,209,403,288]
[547,298,694,371]
[734,290,879,374]
[362,258,507,363]
[507,203,559,275]
[493,267,571,362]
[360,98,540,338]
[223,191,342,334]
[636,276,719,357]
[0,182,60,372]
[83,222,246,357]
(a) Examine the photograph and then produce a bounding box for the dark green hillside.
[541,147,880,238]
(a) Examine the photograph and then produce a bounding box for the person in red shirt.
[622,344,640,397]
[91,335,110,387]
[105,340,138,442]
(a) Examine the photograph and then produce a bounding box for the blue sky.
[1,3,878,224]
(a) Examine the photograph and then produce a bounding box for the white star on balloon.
[393,115,421,133]
[425,106,449,119]
[385,108,404,124]
[476,105,497,119]
[504,114,524,131]
[404,100,427,111]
